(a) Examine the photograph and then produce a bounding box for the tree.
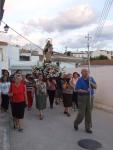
[66,51,71,56]
[90,55,109,60]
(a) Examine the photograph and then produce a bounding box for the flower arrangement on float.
[33,63,65,79]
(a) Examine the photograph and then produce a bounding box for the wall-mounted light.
[4,24,9,33]
[0,24,9,33]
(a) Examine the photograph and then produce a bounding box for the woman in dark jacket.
[55,76,63,105]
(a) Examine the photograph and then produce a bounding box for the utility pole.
[65,46,68,52]
[85,34,92,104]
[85,34,92,72]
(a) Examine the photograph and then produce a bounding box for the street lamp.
[0,24,9,33]
[4,24,9,32]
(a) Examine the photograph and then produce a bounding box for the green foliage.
[90,55,109,60]
[66,51,71,56]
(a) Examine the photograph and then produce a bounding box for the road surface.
[10,102,113,150]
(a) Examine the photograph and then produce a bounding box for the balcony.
[9,60,38,72]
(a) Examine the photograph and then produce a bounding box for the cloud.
[96,22,113,40]
[91,21,113,49]
[60,37,86,50]
[2,20,113,51]
[4,0,70,19]
[23,5,96,33]
[59,21,113,50]
[2,0,113,52]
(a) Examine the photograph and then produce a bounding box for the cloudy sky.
[1,0,113,52]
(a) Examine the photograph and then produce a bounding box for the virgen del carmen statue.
[43,38,53,63]
[33,39,65,79]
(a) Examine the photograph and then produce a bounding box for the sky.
[1,0,113,52]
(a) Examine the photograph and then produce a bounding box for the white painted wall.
[23,44,43,55]
[77,66,113,109]
[0,45,9,76]
[73,53,87,58]
[31,56,39,62]
[7,45,20,61]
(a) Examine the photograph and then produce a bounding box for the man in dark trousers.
[74,69,97,134]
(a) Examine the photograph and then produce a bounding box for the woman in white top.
[0,74,10,112]
[70,72,80,110]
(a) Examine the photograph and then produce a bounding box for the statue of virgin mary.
[43,39,53,63]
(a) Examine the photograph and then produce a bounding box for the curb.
[94,102,113,114]
[0,113,11,150]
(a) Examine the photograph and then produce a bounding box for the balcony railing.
[9,60,38,69]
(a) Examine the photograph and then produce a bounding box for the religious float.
[33,39,65,79]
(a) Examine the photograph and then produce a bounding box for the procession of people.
[0,67,97,134]
[0,40,97,134]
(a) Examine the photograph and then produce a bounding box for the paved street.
[10,102,113,150]
[0,112,10,150]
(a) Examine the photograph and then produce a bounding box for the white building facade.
[0,41,10,75]
[91,50,113,59]
[72,52,88,58]
[0,41,42,76]
[71,50,113,60]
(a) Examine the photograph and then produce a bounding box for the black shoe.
[55,101,59,105]
[39,115,43,120]
[64,111,67,114]
[13,121,18,129]
[50,105,53,109]
[13,124,16,129]
[18,128,24,132]
[85,129,93,134]
[66,112,71,117]
[13,124,18,129]
[74,123,78,131]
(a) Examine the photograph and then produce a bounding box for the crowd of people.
[0,68,97,134]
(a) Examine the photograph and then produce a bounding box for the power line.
[1,20,43,51]
[85,0,112,71]
[94,0,113,38]
[91,0,113,49]
[95,0,110,36]
[95,1,112,36]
